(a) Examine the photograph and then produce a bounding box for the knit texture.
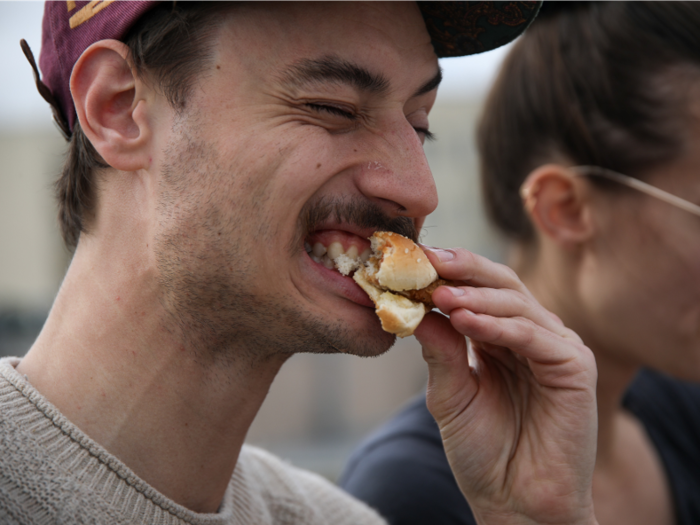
[0,357,385,525]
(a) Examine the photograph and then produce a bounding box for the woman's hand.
[415,247,599,525]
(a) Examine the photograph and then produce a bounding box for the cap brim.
[419,1,542,58]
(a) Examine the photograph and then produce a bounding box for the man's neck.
[17,239,287,513]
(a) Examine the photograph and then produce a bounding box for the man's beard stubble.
[154,131,415,367]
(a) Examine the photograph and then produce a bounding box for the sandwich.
[333,231,449,338]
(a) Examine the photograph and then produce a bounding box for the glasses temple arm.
[571,166,700,218]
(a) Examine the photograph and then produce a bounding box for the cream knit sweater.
[0,357,385,525]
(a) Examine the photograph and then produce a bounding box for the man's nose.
[355,120,438,220]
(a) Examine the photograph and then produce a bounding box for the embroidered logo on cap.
[68,0,115,29]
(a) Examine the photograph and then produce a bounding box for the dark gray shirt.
[340,369,700,525]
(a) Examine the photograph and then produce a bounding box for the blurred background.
[0,2,510,480]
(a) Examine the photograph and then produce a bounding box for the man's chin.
[299,316,397,358]
[337,331,397,358]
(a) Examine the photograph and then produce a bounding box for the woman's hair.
[56,2,229,250]
[477,2,700,242]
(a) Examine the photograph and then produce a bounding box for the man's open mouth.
[304,231,372,276]
[304,230,442,338]
[297,196,418,278]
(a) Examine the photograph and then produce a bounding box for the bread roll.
[353,232,445,338]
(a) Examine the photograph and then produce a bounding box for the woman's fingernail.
[425,248,455,262]
[445,286,464,297]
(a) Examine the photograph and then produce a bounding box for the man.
[1,2,599,524]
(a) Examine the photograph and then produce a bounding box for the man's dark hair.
[57,2,228,249]
[477,2,700,242]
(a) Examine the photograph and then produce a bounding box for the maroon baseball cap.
[23,1,540,140]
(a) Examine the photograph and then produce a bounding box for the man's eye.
[306,103,357,120]
[414,127,436,143]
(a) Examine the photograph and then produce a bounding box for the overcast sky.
[0,1,511,132]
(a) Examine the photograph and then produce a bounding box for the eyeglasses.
[570,165,700,218]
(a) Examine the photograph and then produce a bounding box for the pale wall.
[0,131,69,310]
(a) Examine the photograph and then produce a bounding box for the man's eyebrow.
[413,67,442,98]
[282,56,390,95]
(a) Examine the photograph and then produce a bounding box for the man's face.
[153,2,440,360]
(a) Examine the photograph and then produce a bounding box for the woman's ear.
[520,164,595,246]
[70,39,152,172]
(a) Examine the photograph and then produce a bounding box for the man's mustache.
[295,197,418,251]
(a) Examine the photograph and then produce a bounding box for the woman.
[340,3,700,524]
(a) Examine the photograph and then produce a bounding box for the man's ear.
[520,164,595,246]
[70,39,151,171]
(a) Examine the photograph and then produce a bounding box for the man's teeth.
[327,242,344,260]
[312,243,325,258]
[306,241,371,269]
